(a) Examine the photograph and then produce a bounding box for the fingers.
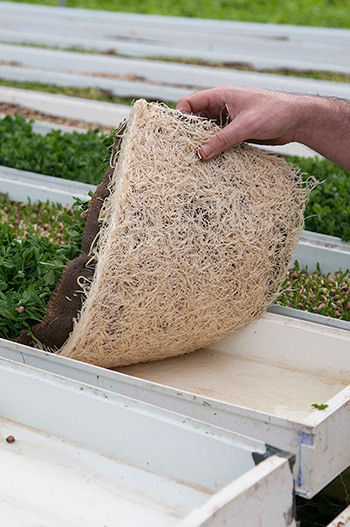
[176,97,194,114]
[177,86,304,160]
[176,90,211,114]
[198,118,251,160]
[177,87,257,160]
[177,92,250,160]
[176,87,229,118]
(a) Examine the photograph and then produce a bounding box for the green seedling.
[276,263,350,321]
[288,156,350,242]
[0,114,107,185]
[311,403,329,410]
[0,196,89,339]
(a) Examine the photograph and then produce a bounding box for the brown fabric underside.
[15,122,126,349]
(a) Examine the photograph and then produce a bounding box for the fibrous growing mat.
[54,99,310,368]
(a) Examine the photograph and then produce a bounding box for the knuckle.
[176,96,186,107]
[216,84,232,90]
[215,131,230,149]
[176,95,191,110]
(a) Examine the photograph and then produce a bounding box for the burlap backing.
[59,100,310,368]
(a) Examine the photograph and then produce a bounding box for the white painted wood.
[176,457,295,527]
[1,25,350,73]
[268,305,350,332]
[30,119,82,134]
[0,6,349,75]
[254,142,321,159]
[0,86,130,126]
[0,310,349,498]
[207,312,350,380]
[0,113,86,134]
[118,316,350,498]
[0,2,350,49]
[0,356,295,526]
[293,230,350,273]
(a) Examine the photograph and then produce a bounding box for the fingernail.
[200,143,213,159]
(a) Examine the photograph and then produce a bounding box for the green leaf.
[311,403,329,410]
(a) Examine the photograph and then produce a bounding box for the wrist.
[293,96,326,147]
[292,95,350,169]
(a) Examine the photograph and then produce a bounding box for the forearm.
[294,96,350,170]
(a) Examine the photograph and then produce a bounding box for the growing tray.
[0,355,295,527]
[1,166,349,498]
[294,230,350,274]
[0,164,94,207]
[1,311,349,498]
[271,229,350,331]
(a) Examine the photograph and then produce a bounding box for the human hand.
[176,86,306,160]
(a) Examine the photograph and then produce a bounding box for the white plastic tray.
[0,164,94,206]
[1,311,349,498]
[0,356,295,527]
[294,230,350,274]
[1,166,349,498]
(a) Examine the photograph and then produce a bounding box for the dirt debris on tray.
[0,102,112,132]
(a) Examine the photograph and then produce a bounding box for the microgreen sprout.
[311,403,329,410]
[276,263,350,321]
[0,195,89,339]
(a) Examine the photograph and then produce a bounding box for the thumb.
[198,120,248,160]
